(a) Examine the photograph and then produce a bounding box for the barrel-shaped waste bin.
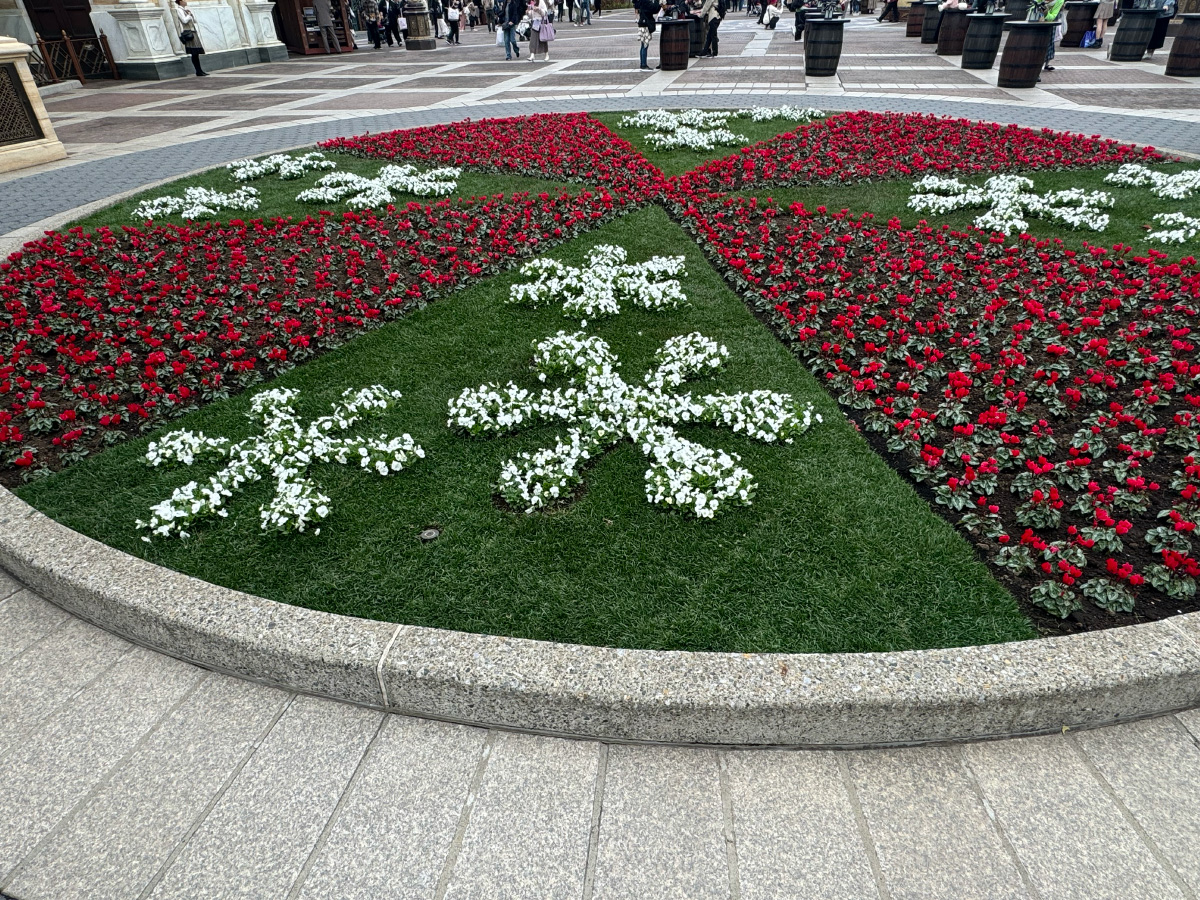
[660,18,690,69]
[961,11,1007,67]
[1108,6,1157,60]
[997,19,1054,86]
[1061,0,1098,45]
[906,0,926,35]
[1166,13,1200,76]
[937,6,970,52]
[804,16,846,75]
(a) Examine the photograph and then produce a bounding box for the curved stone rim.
[4,486,1199,748]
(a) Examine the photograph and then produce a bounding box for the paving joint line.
[717,752,742,900]
[0,670,211,894]
[134,691,299,900]
[579,742,608,900]
[376,623,407,708]
[1068,732,1199,900]
[432,730,497,900]
[958,747,1044,900]
[1170,713,1200,752]
[837,754,893,900]
[285,711,390,900]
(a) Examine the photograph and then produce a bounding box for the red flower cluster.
[319,112,667,201]
[672,185,1200,621]
[0,185,634,480]
[675,110,1166,195]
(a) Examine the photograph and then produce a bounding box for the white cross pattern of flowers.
[908,174,1114,236]
[507,244,687,320]
[137,386,423,540]
[448,331,820,518]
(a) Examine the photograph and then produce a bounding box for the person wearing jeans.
[634,0,659,68]
[500,0,525,57]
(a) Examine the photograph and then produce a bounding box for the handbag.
[539,17,556,38]
[496,25,505,41]
[179,28,196,42]
[1081,27,1096,45]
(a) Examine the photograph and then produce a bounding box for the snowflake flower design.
[1147,212,1200,244]
[448,331,820,517]
[908,174,1114,236]
[132,186,261,221]
[617,108,822,151]
[226,152,338,182]
[137,386,424,540]
[1104,164,1200,200]
[507,244,687,320]
[295,165,461,207]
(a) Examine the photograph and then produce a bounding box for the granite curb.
[4,486,1199,748]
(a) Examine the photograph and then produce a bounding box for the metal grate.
[0,62,44,148]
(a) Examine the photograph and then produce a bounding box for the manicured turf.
[66,153,578,231]
[737,162,1200,257]
[588,111,816,177]
[18,205,1034,653]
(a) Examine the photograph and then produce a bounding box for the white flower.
[448,331,821,516]
[1104,164,1200,201]
[908,174,1113,236]
[227,152,338,182]
[508,245,687,320]
[618,108,822,152]
[1146,212,1200,244]
[136,386,422,539]
[296,164,460,207]
[133,186,261,221]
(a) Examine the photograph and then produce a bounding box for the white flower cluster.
[908,174,1113,235]
[448,331,819,517]
[618,107,823,150]
[295,164,461,207]
[137,386,423,539]
[132,186,261,221]
[1147,212,1200,244]
[738,106,824,122]
[226,152,338,182]
[1104,164,1200,200]
[508,244,687,320]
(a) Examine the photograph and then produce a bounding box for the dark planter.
[997,19,1054,85]
[921,3,941,41]
[1002,0,1030,28]
[1061,0,1099,44]
[659,18,690,69]
[961,11,1007,66]
[1166,12,1200,74]
[937,6,970,52]
[403,0,438,49]
[804,15,846,75]
[1108,6,1157,59]
[906,0,926,35]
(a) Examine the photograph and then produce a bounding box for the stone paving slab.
[0,592,68,668]
[4,676,289,900]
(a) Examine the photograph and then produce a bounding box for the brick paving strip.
[5,17,1200,899]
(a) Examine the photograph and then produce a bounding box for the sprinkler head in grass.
[419,527,441,543]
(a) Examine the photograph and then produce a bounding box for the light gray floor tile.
[726,750,879,900]
[444,731,598,900]
[0,617,132,761]
[296,715,486,900]
[7,676,290,900]
[965,734,1187,900]
[592,745,728,900]
[0,591,69,668]
[0,646,202,883]
[1075,717,1200,894]
[850,746,1028,900]
[0,568,22,601]
[147,694,382,900]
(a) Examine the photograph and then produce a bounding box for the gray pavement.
[2,581,1200,900]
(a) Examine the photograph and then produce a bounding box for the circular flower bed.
[4,109,1200,644]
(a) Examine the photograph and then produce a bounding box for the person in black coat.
[634,0,661,68]
[500,0,527,57]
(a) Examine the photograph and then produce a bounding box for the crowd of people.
[358,0,602,50]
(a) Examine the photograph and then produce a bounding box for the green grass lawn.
[589,111,817,177]
[17,205,1034,654]
[67,151,579,232]
[737,162,1200,258]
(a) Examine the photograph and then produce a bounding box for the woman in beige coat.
[173,0,208,75]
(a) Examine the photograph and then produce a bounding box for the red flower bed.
[672,188,1200,626]
[674,110,1167,195]
[0,186,631,480]
[320,112,667,200]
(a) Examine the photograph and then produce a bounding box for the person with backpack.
[634,0,661,69]
[698,0,725,55]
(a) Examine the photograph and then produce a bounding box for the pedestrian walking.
[634,0,660,68]
[699,0,724,55]
[430,0,444,36]
[1092,0,1112,46]
[446,0,463,42]
[172,0,208,74]
[384,0,404,45]
[500,0,526,57]
[528,0,551,60]
[360,0,382,46]
[876,0,899,22]
[484,0,496,29]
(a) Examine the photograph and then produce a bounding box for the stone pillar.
[241,0,287,55]
[103,0,188,79]
[404,0,437,48]
[0,0,38,44]
[0,36,67,173]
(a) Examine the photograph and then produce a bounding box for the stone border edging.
[4,486,1200,747]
